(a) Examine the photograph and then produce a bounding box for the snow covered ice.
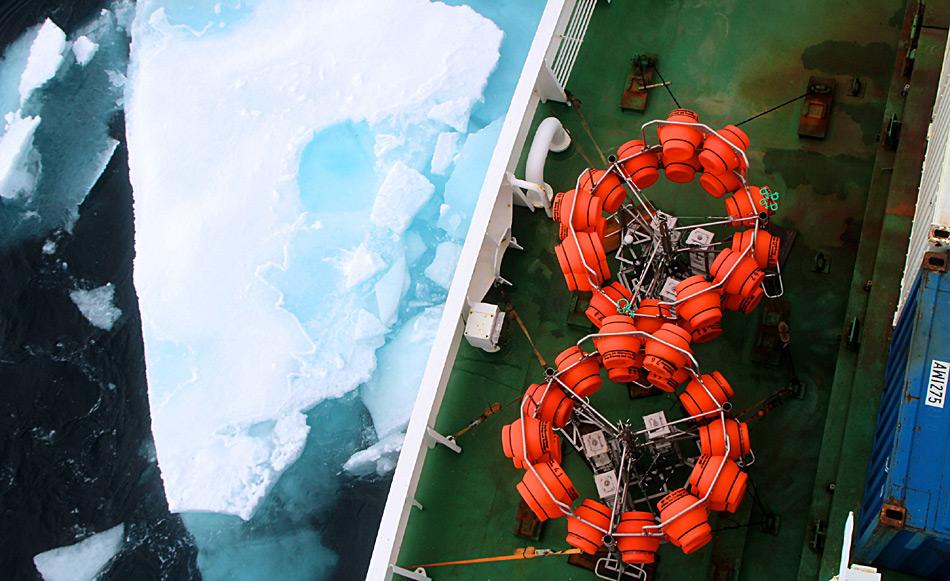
[127,0,503,520]
[32,523,125,581]
[70,284,122,331]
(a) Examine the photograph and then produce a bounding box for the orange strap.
[409,547,581,569]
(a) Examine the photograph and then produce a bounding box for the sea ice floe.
[71,36,99,66]
[430,131,462,176]
[70,283,122,331]
[19,19,66,106]
[0,114,41,199]
[425,241,463,290]
[127,0,502,519]
[32,523,124,581]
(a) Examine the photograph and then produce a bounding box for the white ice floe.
[425,241,462,290]
[42,240,57,255]
[0,114,41,199]
[72,36,99,66]
[342,431,405,477]
[70,284,122,331]
[370,161,435,235]
[127,0,502,518]
[33,523,124,581]
[430,131,461,176]
[359,305,444,441]
[19,19,66,105]
[439,118,504,240]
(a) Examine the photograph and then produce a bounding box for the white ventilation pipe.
[522,116,571,216]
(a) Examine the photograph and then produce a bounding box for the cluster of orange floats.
[501,109,783,568]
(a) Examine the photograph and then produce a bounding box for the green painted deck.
[396,1,946,579]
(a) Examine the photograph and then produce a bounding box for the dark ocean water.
[0,1,199,578]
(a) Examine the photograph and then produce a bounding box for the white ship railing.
[896,39,950,320]
[366,1,576,579]
[550,0,598,91]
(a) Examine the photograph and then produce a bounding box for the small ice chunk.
[370,161,435,234]
[373,133,403,158]
[70,283,122,331]
[33,523,124,581]
[342,431,405,476]
[326,243,385,289]
[430,132,461,176]
[375,253,409,326]
[42,240,56,254]
[424,241,462,289]
[427,96,476,132]
[438,118,503,239]
[360,305,444,440]
[404,231,427,266]
[19,19,66,105]
[71,36,99,66]
[0,114,41,199]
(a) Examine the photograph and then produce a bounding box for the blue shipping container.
[855,267,950,578]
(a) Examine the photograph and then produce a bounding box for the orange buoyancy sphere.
[674,276,722,330]
[554,346,603,398]
[593,315,641,371]
[679,371,734,419]
[699,417,752,460]
[658,109,704,163]
[699,125,749,174]
[643,323,693,377]
[516,460,579,521]
[566,499,612,554]
[724,185,776,226]
[501,417,560,469]
[555,231,611,292]
[523,382,574,428]
[687,455,748,513]
[709,248,764,298]
[616,511,661,564]
[552,188,605,234]
[617,140,660,190]
[579,168,627,213]
[586,281,633,328]
[699,168,742,198]
[657,488,712,554]
[732,229,780,269]
[662,151,703,184]
[634,299,672,334]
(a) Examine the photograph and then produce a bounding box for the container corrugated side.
[854,268,950,578]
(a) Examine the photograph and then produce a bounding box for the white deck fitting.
[365,1,580,578]
[896,39,950,319]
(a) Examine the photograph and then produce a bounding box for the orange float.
[699,168,742,198]
[616,139,660,190]
[657,488,712,554]
[552,188,605,235]
[674,276,722,330]
[523,382,575,428]
[657,109,704,162]
[566,499,612,554]
[555,346,603,397]
[687,455,748,513]
[680,318,724,343]
[616,511,661,564]
[699,417,751,460]
[663,152,703,184]
[593,315,640,370]
[501,417,560,469]
[709,247,764,298]
[698,125,749,174]
[643,323,692,390]
[586,281,633,328]
[516,460,579,521]
[679,371,734,419]
[555,231,610,292]
[721,285,765,313]
[724,185,776,226]
[732,229,780,269]
[634,299,672,334]
[579,168,626,214]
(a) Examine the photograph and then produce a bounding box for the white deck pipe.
[523,116,571,216]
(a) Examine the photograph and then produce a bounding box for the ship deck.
[395,1,948,579]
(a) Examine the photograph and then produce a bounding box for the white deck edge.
[365,1,572,578]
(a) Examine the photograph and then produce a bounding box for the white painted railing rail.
[550,0,597,90]
[364,1,576,579]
